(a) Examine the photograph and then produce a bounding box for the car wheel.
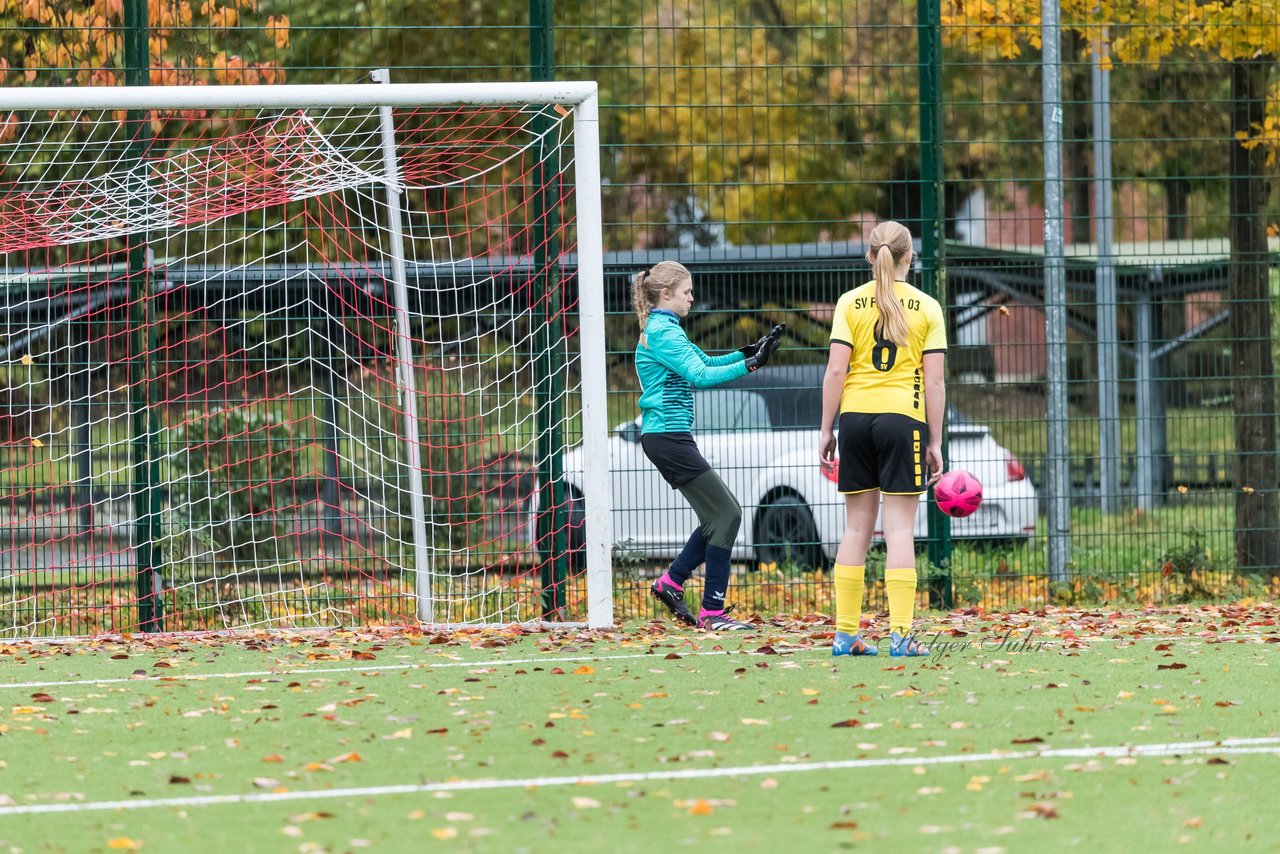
[564,488,585,558]
[753,494,828,572]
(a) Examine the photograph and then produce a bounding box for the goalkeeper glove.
[744,323,786,372]
[739,333,770,358]
[739,322,788,357]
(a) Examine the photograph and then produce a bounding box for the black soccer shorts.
[837,412,929,495]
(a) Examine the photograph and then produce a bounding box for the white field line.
[1,631,1274,692]
[0,737,1276,817]
[0,649,740,691]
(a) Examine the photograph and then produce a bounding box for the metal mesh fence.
[2,1,1278,621]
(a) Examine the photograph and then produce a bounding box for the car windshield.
[706,368,824,435]
[756,385,823,429]
[693,388,773,433]
[701,365,977,432]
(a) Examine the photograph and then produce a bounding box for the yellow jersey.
[829,279,947,420]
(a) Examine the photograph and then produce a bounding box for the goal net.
[0,80,611,637]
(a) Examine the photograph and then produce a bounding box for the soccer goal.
[0,76,612,636]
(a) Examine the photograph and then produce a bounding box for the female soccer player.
[819,221,946,657]
[633,260,784,631]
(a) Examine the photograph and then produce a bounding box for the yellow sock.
[833,564,865,635]
[885,567,917,635]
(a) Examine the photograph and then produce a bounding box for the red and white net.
[0,101,586,635]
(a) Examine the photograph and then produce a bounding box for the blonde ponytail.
[867,221,912,346]
[631,260,691,330]
[632,270,653,329]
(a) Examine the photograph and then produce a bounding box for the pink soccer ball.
[935,470,983,518]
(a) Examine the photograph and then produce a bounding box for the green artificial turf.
[0,607,1275,852]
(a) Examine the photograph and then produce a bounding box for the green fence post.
[918,0,952,610]
[530,0,568,620]
[123,0,163,631]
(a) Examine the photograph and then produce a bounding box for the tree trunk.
[1229,58,1280,578]
[1165,176,1190,241]
[1066,29,1092,244]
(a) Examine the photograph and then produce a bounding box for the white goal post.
[0,79,612,635]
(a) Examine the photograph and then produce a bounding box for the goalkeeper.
[632,260,785,632]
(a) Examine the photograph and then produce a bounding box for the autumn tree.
[942,0,1280,577]
[607,0,1069,249]
[0,0,288,89]
[283,1,529,85]
[1118,62,1230,240]
[1057,31,1230,242]
[610,2,909,247]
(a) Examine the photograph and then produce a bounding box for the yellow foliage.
[150,62,178,87]
[944,0,1280,166]
[96,0,123,19]
[946,0,1280,65]
[0,0,286,91]
[213,53,247,85]
[41,43,72,70]
[266,14,290,50]
[88,68,117,87]
[154,1,179,27]
[615,1,912,245]
[209,6,238,29]
[258,65,283,85]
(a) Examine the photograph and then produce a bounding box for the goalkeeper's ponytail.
[632,269,654,329]
[632,260,691,330]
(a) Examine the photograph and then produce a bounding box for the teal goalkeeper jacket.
[635,309,749,434]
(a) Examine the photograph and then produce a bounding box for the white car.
[558,364,1038,570]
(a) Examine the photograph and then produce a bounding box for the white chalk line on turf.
[0,649,745,691]
[1,631,1274,692]
[0,737,1276,817]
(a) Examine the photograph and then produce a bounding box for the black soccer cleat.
[651,578,697,626]
[698,605,754,632]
